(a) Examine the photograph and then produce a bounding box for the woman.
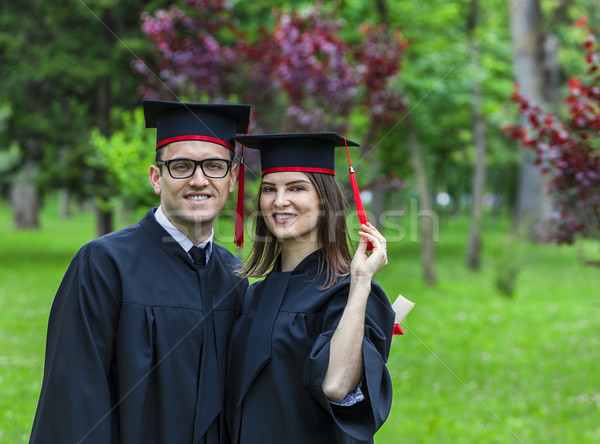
[226,133,395,444]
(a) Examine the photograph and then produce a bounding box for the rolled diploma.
[392,294,415,325]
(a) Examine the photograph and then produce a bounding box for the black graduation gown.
[30,208,247,444]
[226,250,394,444]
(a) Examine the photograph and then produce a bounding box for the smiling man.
[30,100,251,444]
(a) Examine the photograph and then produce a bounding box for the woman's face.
[259,171,321,245]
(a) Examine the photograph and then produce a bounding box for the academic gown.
[226,250,395,444]
[30,208,247,444]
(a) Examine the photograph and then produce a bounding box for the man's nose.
[188,165,210,186]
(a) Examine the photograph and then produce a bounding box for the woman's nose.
[273,191,290,207]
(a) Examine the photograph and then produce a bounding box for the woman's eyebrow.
[262,180,311,186]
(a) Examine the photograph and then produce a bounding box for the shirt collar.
[154,206,214,263]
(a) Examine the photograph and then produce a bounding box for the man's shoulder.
[78,213,153,259]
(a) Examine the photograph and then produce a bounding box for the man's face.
[149,140,237,237]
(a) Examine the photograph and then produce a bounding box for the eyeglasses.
[157,158,232,179]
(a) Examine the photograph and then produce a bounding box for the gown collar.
[273,248,325,275]
[140,208,214,271]
[154,205,214,263]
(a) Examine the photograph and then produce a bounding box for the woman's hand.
[350,222,388,281]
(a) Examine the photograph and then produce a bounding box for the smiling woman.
[225,132,396,444]
[237,132,361,285]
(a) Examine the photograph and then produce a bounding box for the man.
[30,99,251,443]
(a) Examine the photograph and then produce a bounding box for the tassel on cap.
[343,137,373,252]
[234,121,251,248]
[234,150,245,248]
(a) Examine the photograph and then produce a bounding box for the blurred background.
[1,0,599,442]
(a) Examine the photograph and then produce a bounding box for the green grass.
[1,199,599,443]
[0,200,96,443]
[376,217,600,443]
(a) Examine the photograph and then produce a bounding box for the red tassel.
[343,137,372,252]
[234,153,245,248]
[234,120,251,248]
[393,323,404,336]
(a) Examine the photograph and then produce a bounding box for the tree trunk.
[362,114,386,227]
[10,162,40,229]
[95,75,114,236]
[542,34,561,112]
[407,117,436,285]
[58,188,72,218]
[374,0,389,26]
[119,200,135,227]
[467,80,486,269]
[467,0,487,270]
[509,0,552,240]
[57,146,72,218]
[95,201,113,238]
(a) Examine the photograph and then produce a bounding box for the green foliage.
[1,0,596,221]
[0,144,21,183]
[378,0,519,203]
[0,0,150,206]
[88,108,157,208]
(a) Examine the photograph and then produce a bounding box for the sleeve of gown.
[303,281,395,441]
[30,246,121,443]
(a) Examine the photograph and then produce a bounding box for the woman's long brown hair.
[240,172,354,289]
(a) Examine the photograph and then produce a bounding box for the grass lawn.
[1,198,599,443]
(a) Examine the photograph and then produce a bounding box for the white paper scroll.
[392,294,415,325]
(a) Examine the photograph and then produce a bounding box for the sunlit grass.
[1,198,599,443]
[0,200,96,444]
[376,215,600,443]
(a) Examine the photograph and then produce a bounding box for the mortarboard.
[143,99,251,152]
[234,132,372,250]
[232,132,359,175]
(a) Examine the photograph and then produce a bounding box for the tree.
[466,0,488,270]
[504,16,600,248]
[406,114,437,285]
[89,108,157,211]
[0,0,148,233]
[509,0,554,240]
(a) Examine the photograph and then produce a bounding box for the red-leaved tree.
[504,16,600,245]
[134,0,238,101]
[134,1,407,155]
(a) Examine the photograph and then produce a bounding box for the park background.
[1,0,599,442]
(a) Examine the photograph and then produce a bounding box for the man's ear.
[149,165,161,195]
[229,163,239,194]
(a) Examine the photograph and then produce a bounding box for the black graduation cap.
[143,99,251,152]
[233,132,359,175]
